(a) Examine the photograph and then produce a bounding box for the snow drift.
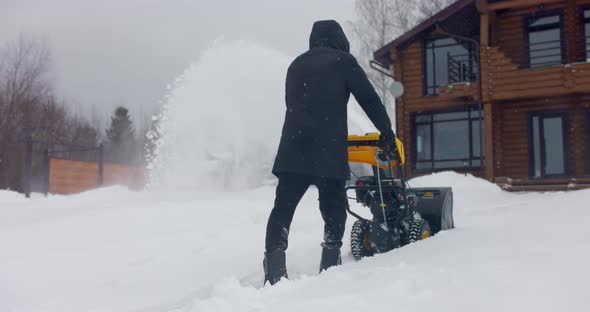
[1,173,589,312]
[148,39,375,191]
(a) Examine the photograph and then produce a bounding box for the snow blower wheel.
[407,219,431,243]
[350,219,373,261]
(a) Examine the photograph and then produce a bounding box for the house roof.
[373,0,478,65]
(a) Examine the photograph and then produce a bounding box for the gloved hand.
[379,131,400,161]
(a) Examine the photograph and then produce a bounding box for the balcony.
[436,53,480,100]
[448,53,477,83]
[485,46,590,101]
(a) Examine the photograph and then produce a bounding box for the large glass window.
[530,112,567,177]
[526,13,564,68]
[413,108,483,170]
[582,9,590,61]
[424,38,478,96]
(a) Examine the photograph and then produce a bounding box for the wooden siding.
[486,46,590,100]
[49,159,100,195]
[494,96,589,179]
[390,0,590,189]
[487,1,590,101]
[574,0,590,61]
[396,40,483,178]
[493,1,590,64]
[495,3,567,68]
[49,158,145,195]
[398,41,478,112]
[496,176,590,191]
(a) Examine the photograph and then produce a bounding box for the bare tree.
[0,35,51,191]
[416,0,455,20]
[0,35,51,140]
[350,0,416,125]
[0,34,100,192]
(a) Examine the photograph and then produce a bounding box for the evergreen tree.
[105,106,137,164]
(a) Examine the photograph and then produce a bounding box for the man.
[264,20,396,285]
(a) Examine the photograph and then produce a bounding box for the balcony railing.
[525,38,564,68]
[447,53,477,84]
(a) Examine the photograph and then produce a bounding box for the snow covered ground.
[1,172,589,312]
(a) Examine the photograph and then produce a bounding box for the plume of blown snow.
[148,39,375,191]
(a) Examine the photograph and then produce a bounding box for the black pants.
[265,173,348,253]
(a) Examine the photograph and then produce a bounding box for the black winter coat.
[272,20,395,180]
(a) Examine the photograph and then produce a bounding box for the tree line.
[0,35,154,193]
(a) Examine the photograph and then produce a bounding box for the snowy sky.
[1,0,356,127]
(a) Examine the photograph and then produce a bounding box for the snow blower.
[346,133,454,260]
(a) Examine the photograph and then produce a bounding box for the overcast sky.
[1,0,356,129]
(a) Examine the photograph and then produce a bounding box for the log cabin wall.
[495,3,566,67]
[494,0,590,66]
[494,96,589,178]
[492,96,590,191]
[396,39,484,179]
[574,0,590,61]
[487,1,590,102]
[488,0,590,190]
[387,0,590,190]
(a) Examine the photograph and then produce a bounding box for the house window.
[530,112,568,177]
[582,9,590,61]
[413,107,483,170]
[423,38,477,96]
[526,13,564,68]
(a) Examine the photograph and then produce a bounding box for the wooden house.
[374,0,590,191]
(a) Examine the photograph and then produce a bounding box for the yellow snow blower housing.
[347,133,405,168]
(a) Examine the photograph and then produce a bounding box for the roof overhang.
[373,0,477,65]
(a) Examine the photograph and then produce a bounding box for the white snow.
[148,40,375,192]
[1,173,589,312]
[2,40,589,311]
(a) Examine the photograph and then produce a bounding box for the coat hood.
[309,20,350,53]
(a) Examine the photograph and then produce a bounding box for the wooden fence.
[49,158,145,195]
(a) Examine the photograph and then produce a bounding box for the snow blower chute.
[346,133,454,260]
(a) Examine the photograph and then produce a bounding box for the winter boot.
[263,249,288,285]
[319,247,341,272]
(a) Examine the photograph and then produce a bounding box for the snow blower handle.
[378,132,400,162]
[378,133,406,183]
